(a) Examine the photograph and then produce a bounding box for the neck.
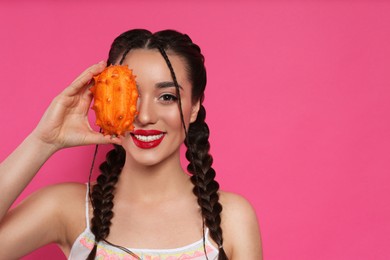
[115,151,193,203]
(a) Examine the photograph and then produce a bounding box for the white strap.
[85,183,90,229]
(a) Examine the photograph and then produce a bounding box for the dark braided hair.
[87,29,228,260]
[185,105,228,260]
[86,145,126,259]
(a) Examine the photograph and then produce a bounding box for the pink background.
[1,1,389,259]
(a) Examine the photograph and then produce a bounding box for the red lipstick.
[131,130,165,149]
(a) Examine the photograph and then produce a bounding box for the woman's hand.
[30,61,121,151]
[0,62,122,220]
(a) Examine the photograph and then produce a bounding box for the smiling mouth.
[130,130,166,149]
[133,134,164,142]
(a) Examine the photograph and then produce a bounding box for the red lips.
[131,129,165,149]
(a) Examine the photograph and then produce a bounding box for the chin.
[125,150,179,168]
[123,137,182,168]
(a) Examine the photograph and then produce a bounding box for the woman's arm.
[0,61,123,258]
[0,61,117,221]
[0,135,58,220]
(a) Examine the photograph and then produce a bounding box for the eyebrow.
[155,81,183,90]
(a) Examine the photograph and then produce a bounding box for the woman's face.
[119,49,199,166]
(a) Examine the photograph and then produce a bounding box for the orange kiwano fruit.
[90,65,138,136]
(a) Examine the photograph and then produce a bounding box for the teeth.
[134,134,164,142]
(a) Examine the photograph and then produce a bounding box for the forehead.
[121,49,189,86]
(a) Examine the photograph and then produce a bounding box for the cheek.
[158,103,193,130]
[158,107,183,129]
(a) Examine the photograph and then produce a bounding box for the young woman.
[0,29,262,260]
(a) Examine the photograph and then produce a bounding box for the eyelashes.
[136,91,179,105]
[159,93,178,104]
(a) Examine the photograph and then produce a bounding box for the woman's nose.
[134,97,157,126]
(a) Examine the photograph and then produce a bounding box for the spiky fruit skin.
[90,65,138,136]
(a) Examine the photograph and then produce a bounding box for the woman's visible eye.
[159,93,178,103]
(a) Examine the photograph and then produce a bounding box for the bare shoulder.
[219,191,256,216]
[20,182,87,237]
[219,191,263,260]
[219,191,259,230]
[33,182,86,198]
[0,182,87,258]
[37,182,87,202]
[35,182,87,238]
[26,182,86,216]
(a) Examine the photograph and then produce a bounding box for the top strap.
[85,183,90,229]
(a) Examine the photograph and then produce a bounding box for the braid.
[86,145,125,260]
[185,106,228,260]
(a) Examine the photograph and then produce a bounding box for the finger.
[71,60,106,86]
[109,135,124,145]
[63,61,107,96]
[83,131,123,146]
[76,89,94,115]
